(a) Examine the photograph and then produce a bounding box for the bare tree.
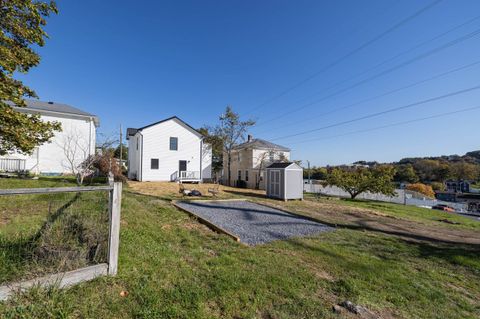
[58,128,96,185]
[213,106,255,186]
[254,149,289,189]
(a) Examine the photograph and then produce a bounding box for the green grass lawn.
[0,179,479,318]
[335,197,480,231]
[0,177,109,284]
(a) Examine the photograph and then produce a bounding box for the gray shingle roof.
[267,162,295,169]
[6,100,99,126]
[233,138,290,152]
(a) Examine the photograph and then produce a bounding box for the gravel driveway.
[175,200,332,245]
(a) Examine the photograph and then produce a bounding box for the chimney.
[247,134,253,142]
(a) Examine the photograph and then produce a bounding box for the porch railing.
[179,171,200,181]
[0,158,26,172]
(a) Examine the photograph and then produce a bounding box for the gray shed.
[266,162,303,201]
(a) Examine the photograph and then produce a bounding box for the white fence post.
[108,182,122,276]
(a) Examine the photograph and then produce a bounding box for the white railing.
[0,158,26,172]
[179,171,200,181]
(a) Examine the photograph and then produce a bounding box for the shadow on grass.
[0,193,82,284]
[223,190,267,199]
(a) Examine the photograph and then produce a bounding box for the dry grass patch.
[127,181,265,200]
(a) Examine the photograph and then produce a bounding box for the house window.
[170,137,178,151]
[151,158,159,169]
[136,137,139,150]
[237,152,241,162]
[238,170,242,181]
[245,170,249,182]
[269,151,274,162]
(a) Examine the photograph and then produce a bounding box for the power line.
[287,105,480,147]
[254,26,480,127]
[256,13,480,127]
[244,0,444,115]
[269,84,480,141]
[254,58,480,135]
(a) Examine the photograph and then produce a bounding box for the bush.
[430,182,445,191]
[92,151,127,183]
[406,183,435,198]
[236,180,247,188]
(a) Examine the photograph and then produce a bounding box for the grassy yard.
[0,179,479,318]
[0,177,109,285]
[310,195,480,231]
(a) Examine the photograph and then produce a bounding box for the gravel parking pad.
[175,200,333,245]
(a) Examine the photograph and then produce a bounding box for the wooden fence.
[0,183,122,301]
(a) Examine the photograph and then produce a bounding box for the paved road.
[455,212,480,222]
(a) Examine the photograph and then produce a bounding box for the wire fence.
[304,184,468,211]
[0,184,121,300]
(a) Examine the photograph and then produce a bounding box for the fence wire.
[0,190,110,285]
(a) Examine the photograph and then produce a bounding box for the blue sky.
[19,0,480,166]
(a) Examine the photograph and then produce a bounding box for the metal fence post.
[108,182,122,275]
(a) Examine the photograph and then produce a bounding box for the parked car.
[432,204,455,212]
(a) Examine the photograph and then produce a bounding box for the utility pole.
[307,160,312,193]
[119,124,123,166]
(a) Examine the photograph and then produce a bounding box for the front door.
[179,160,187,172]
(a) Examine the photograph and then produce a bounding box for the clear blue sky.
[20,0,480,166]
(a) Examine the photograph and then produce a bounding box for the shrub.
[406,183,435,198]
[430,182,445,191]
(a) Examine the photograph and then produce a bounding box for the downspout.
[88,117,93,156]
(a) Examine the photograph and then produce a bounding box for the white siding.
[139,118,203,182]
[202,143,212,179]
[127,134,142,180]
[2,115,96,174]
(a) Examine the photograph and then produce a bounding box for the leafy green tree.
[0,0,61,155]
[198,127,223,174]
[212,106,255,186]
[114,143,128,160]
[304,166,328,180]
[449,162,480,181]
[325,166,396,199]
[394,164,419,183]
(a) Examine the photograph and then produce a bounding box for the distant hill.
[310,150,480,184]
[397,150,480,165]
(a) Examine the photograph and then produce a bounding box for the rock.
[339,300,379,318]
[332,304,343,313]
[340,300,359,314]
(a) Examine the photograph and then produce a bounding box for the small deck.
[171,171,202,183]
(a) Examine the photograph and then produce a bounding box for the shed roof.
[233,138,290,152]
[6,100,100,126]
[267,162,302,169]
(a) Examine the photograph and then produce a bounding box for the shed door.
[269,170,281,197]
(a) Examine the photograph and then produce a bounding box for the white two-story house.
[127,116,212,182]
[0,100,99,175]
[223,136,290,189]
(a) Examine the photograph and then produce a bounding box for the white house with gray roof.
[0,100,99,175]
[127,116,212,182]
[222,135,290,189]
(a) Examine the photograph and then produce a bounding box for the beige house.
[223,136,290,189]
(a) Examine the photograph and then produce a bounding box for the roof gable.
[233,138,290,152]
[130,116,202,138]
